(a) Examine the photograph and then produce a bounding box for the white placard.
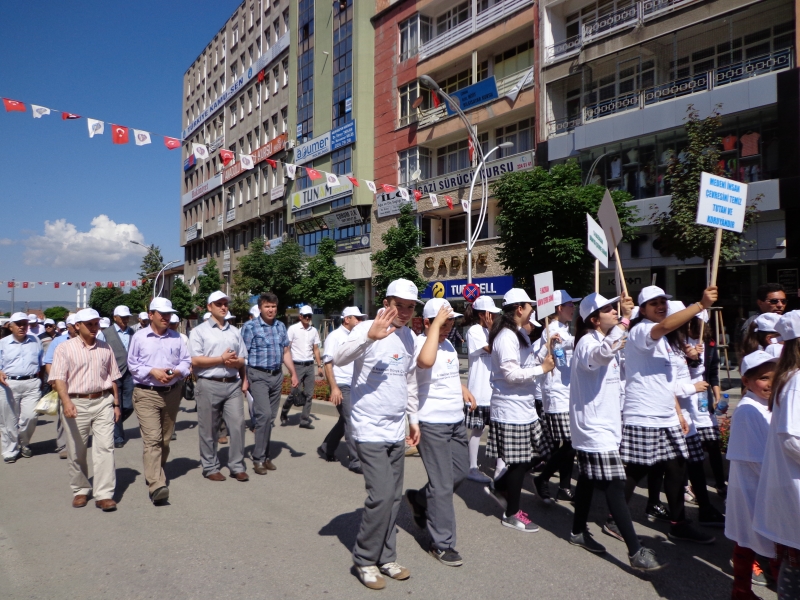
[586,213,609,267]
[597,190,623,249]
[534,271,555,319]
[323,207,362,229]
[695,172,748,233]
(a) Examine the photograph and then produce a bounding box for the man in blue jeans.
[97,306,135,448]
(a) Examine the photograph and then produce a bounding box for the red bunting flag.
[131,280,137,287]
[6,282,13,288]
[38,282,43,285]
[81,282,86,287]
[257,70,265,82]
[432,93,440,108]
[54,282,60,289]
[106,282,113,288]
[95,281,102,287]
[62,112,80,120]
[112,124,129,144]
[3,98,25,112]
[220,149,234,166]
[164,137,181,150]
[382,184,396,193]
[119,281,126,287]
[22,282,29,288]
[265,158,277,168]
[413,189,422,201]
[67,282,73,285]
[306,167,322,180]
[468,138,475,163]
[347,176,359,187]
[445,195,454,210]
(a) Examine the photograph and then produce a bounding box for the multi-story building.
[372,0,537,310]
[181,1,292,291]
[540,0,799,344]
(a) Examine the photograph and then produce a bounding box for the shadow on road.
[319,508,363,551]
[165,457,201,480]
[113,467,140,503]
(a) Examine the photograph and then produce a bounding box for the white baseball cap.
[765,343,783,359]
[113,305,132,317]
[65,315,77,326]
[225,313,236,321]
[249,305,260,317]
[473,296,501,314]
[9,312,29,323]
[149,297,177,313]
[203,312,211,321]
[754,313,781,333]
[342,306,366,318]
[776,310,800,341]
[99,317,110,328]
[27,313,38,323]
[43,318,55,325]
[630,306,640,320]
[740,350,779,375]
[139,312,149,321]
[422,298,462,319]
[386,278,419,302]
[553,290,582,306]
[56,321,66,330]
[170,313,180,324]
[579,292,620,321]
[529,311,542,328]
[75,308,101,323]
[503,288,534,306]
[667,300,686,316]
[207,290,230,304]
[638,285,672,305]
[299,305,314,316]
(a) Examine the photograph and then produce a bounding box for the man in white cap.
[97,306,136,449]
[317,306,366,472]
[40,318,57,344]
[44,314,79,458]
[241,292,297,474]
[49,308,121,511]
[189,291,249,482]
[249,305,260,320]
[127,298,191,504]
[131,312,150,333]
[27,314,43,337]
[280,305,323,429]
[0,313,43,463]
[169,313,189,346]
[334,278,419,590]
[56,321,67,336]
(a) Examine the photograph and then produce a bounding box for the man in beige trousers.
[127,298,191,505]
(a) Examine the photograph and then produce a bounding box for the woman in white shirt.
[754,311,800,597]
[483,289,555,533]
[616,285,717,546]
[568,293,665,571]
[463,296,502,484]
[405,299,475,568]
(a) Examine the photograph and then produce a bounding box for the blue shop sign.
[331,120,356,150]
[446,77,498,115]
[421,275,514,299]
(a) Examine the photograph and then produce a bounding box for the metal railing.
[547,114,583,136]
[545,34,582,62]
[582,3,639,42]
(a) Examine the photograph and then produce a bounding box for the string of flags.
[3,280,147,289]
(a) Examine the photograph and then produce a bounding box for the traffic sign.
[462,282,481,302]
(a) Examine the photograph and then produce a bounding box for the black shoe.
[698,506,726,528]
[602,519,624,542]
[569,529,606,554]
[3,455,18,464]
[533,476,553,505]
[645,502,671,522]
[668,521,716,544]
[170,432,177,441]
[150,486,169,505]
[299,421,315,430]
[429,547,463,567]
[19,446,32,458]
[280,415,289,426]
[114,442,125,449]
[405,489,427,529]
[629,547,667,571]
[316,446,335,462]
[557,487,575,502]
[716,484,728,499]
[349,466,363,474]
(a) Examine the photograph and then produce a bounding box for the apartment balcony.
[419,0,534,61]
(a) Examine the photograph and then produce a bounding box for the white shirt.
[287,322,321,362]
[490,328,544,424]
[538,320,574,414]
[188,319,247,378]
[725,391,774,556]
[569,327,625,452]
[333,319,417,443]
[322,325,353,387]
[623,320,680,428]
[687,337,715,429]
[673,351,699,437]
[409,334,463,425]
[466,325,492,406]
[754,372,800,548]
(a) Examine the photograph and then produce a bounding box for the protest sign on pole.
[597,190,628,296]
[587,213,608,293]
[534,271,555,347]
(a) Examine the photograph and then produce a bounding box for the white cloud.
[23,215,147,270]
[0,238,14,246]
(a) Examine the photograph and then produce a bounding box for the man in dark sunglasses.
[741,283,788,335]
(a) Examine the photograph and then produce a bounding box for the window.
[269,215,276,239]
[248,44,254,66]
[247,89,253,113]
[239,137,245,153]
[255,84,260,108]
[332,0,353,128]
[249,6,254,28]
[246,132,253,152]
[436,2,469,36]
[272,114,279,138]
[253,170,259,195]
[447,215,467,244]
[281,108,287,133]
[239,96,245,119]
[283,58,289,87]
[254,125,260,145]
[238,181,244,205]
[231,63,238,79]
[441,68,472,93]
[273,66,279,93]
[262,167,269,194]
[229,104,237,127]
[256,36,261,54]
[226,187,235,210]
[297,0,315,142]
[437,141,469,175]
[246,176,252,202]
[494,40,533,80]
[496,119,533,157]
[263,73,270,100]
[232,24,240,46]
[283,9,289,34]
[399,14,432,61]
[273,19,280,42]
[398,147,431,185]
[398,82,429,127]
[331,146,352,176]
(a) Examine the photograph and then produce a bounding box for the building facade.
[371,0,537,310]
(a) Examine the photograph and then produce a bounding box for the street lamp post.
[129,241,179,299]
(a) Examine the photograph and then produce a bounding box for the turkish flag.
[432,93,440,108]
[120,281,126,287]
[80,282,86,287]
[7,281,13,288]
[468,138,475,163]
[67,282,73,285]
[95,281,102,287]
[306,167,322,180]
[164,137,181,150]
[38,282,43,285]
[54,282,60,289]
[112,124,129,144]
[106,282,113,288]
[220,149,234,165]
[131,280,137,287]
[347,176,359,187]
[413,189,422,201]
[257,70,265,82]
[2,98,25,112]
[62,112,80,120]
[382,184,396,193]
[265,158,277,168]
[445,195,454,210]
[22,282,29,288]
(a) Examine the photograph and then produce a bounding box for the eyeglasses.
[300,314,311,319]
[767,298,787,305]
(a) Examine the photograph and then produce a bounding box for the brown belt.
[69,390,111,399]
[201,376,240,383]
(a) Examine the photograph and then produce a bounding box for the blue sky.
[0,1,240,304]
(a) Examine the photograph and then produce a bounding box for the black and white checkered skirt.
[486,419,551,465]
[544,412,572,444]
[619,424,689,466]
[684,434,706,463]
[696,426,721,443]
[464,405,491,430]
[576,450,627,481]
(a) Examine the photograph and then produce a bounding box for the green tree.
[493,161,638,295]
[193,257,224,310]
[170,277,195,318]
[371,203,427,304]
[133,244,164,303]
[89,286,123,317]
[237,236,271,296]
[115,292,145,315]
[230,270,253,321]
[652,105,759,262]
[43,306,70,321]
[296,238,354,315]
[269,240,306,308]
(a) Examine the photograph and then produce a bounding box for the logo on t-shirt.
[389,354,404,363]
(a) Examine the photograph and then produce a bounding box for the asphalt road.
[0,399,775,600]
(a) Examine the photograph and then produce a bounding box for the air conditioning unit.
[287,139,296,149]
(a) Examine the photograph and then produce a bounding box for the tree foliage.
[230,270,253,321]
[133,244,164,303]
[296,238,354,315]
[89,287,145,317]
[371,203,427,304]
[170,277,195,319]
[652,104,759,262]
[43,306,70,321]
[194,257,224,310]
[238,237,306,309]
[493,161,638,295]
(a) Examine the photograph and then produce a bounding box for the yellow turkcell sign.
[432,282,445,298]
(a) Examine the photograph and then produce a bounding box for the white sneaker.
[355,565,386,590]
[379,562,410,580]
[467,468,492,483]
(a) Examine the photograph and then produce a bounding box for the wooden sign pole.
[699,229,723,343]
[610,231,628,297]
[594,259,600,294]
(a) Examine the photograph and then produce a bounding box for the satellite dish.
[411,169,422,181]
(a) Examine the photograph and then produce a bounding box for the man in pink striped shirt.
[50,308,121,512]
